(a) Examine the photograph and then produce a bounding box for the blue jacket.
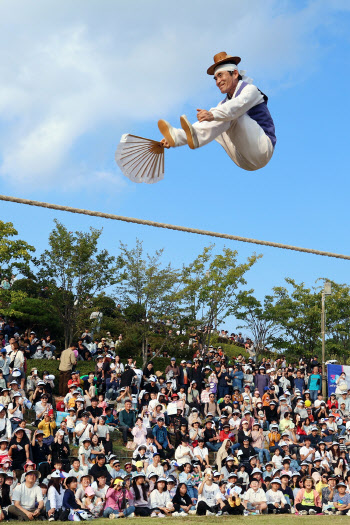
[152,425,169,448]
[231,370,244,389]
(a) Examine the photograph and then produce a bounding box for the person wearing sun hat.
[158,51,276,172]
[8,468,44,520]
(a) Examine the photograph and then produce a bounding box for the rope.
[0,193,349,261]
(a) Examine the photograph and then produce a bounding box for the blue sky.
[0,0,349,333]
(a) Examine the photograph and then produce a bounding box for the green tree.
[36,220,117,348]
[260,279,322,359]
[321,281,350,360]
[0,221,35,277]
[234,290,280,359]
[179,246,262,346]
[116,239,181,366]
[0,289,62,335]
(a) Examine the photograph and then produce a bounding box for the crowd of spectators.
[0,327,348,520]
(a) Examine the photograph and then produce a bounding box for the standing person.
[255,368,269,398]
[308,366,322,403]
[118,399,136,446]
[165,358,180,389]
[158,51,276,173]
[8,469,44,520]
[58,345,77,396]
[152,417,174,459]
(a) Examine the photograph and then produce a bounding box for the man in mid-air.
[158,51,276,172]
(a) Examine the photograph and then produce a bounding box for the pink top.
[104,487,133,511]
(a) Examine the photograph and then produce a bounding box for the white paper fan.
[115,134,165,184]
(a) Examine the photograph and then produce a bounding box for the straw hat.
[207,51,241,75]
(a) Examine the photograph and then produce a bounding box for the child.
[237,464,249,492]
[179,463,197,504]
[0,388,11,408]
[66,408,77,443]
[166,477,177,498]
[97,394,108,416]
[81,486,103,518]
[68,458,86,481]
[272,448,283,470]
[0,438,10,462]
[266,478,290,514]
[263,462,274,480]
[94,416,111,454]
[78,439,93,473]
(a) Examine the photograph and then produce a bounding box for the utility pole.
[321,282,332,397]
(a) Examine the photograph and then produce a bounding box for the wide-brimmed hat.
[207,51,241,75]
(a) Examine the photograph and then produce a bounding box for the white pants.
[173,113,274,171]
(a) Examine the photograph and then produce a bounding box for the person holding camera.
[197,468,224,516]
[103,478,135,518]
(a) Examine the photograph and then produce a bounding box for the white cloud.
[0,0,347,189]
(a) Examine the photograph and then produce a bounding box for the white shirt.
[210,82,264,123]
[266,489,286,505]
[13,483,43,511]
[150,489,171,508]
[146,463,164,477]
[75,422,93,443]
[193,446,209,461]
[48,485,65,510]
[244,488,267,503]
[229,417,241,430]
[198,482,221,506]
[175,445,194,465]
[272,454,283,470]
[300,445,314,460]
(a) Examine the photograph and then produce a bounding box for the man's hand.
[197,109,214,122]
[25,511,34,520]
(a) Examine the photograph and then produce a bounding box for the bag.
[43,435,54,446]
[68,510,93,521]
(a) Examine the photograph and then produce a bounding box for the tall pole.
[321,291,326,397]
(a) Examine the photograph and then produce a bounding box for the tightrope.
[0,194,349,261]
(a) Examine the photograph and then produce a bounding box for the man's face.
[125,402,132,410]
[26,473,36,484]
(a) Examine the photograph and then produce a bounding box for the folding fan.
[115,134,165,184]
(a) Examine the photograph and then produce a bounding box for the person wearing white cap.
[158,52,276,173]
[47,470,67,521]
[266,479,290,514]
[149,477,175,517]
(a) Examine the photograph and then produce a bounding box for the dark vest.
[223,81,276,147]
